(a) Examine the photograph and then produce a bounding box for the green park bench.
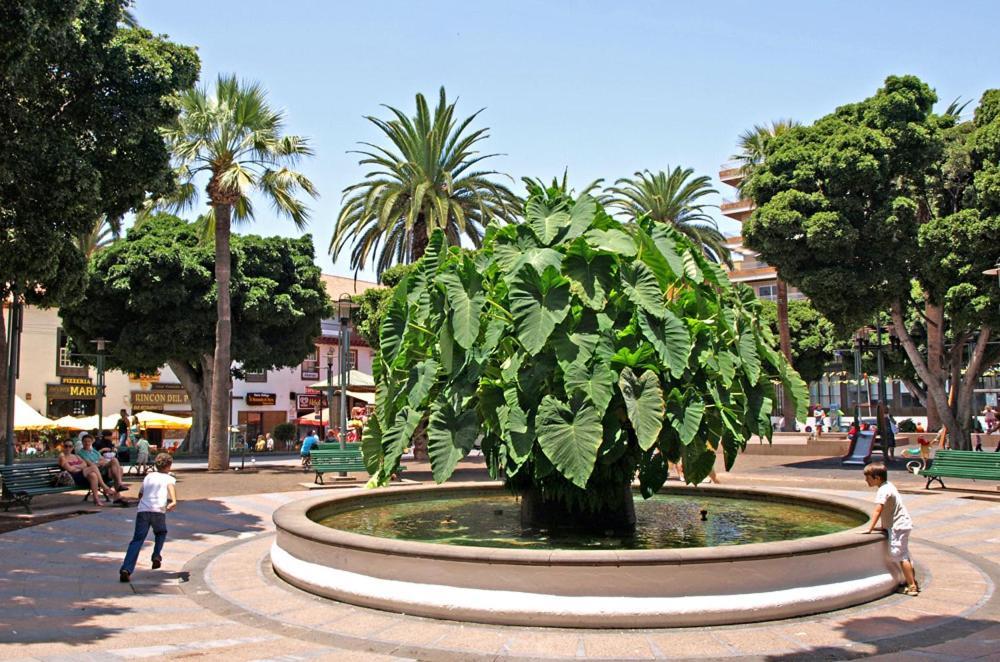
[1,462,80,513]
[311,446,367,484]
[920,450,1000,490]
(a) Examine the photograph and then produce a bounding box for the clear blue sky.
[135,0,1000,283]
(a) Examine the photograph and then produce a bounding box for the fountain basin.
[272,483,901,627]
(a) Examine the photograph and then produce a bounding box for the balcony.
[720,197,754,221]
[719,165,744,187]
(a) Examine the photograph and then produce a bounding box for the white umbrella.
[70,412,122,431]
[14,396,57,430]
[54,415,88,430]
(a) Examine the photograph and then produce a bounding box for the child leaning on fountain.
[863,462,918,596]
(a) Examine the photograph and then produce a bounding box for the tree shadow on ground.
[0,496,270,648]
[764,613,998,661]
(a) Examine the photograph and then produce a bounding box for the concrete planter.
[272,482,900,627]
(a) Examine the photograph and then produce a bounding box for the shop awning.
[308,369,375,391]
[14,396,57,430]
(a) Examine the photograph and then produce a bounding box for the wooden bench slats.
[919,450,1000,489]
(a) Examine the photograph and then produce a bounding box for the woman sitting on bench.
[59,440,118,506]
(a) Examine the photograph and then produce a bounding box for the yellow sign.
[131,390,190,407]
[47,384,102,399]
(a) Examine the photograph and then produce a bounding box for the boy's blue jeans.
[121,511,167,574]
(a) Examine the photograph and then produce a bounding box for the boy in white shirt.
[120,453,177,582]
[864,462,918,595]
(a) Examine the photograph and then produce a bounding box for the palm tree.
[733,119,799,431]
[161,74,317,470]
[76,215,123,257]
[331,87,520,278]
[608,167,731,267]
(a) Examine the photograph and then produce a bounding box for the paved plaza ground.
[2,449,999,660]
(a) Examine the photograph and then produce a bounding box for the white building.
[10,274,381,444]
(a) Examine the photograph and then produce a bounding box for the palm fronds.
[330,87,520,277]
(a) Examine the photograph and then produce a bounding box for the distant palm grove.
[330,87,729,278]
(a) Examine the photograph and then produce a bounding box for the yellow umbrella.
[135,410,192,430]
[13,396,56,430]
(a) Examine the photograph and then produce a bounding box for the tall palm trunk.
[208,202,233,470]
[776,280,797,432]
[410,213,428,262]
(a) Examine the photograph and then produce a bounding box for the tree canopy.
[364,183,805,514]
[60,214,332,449]
[742,75,1000,446]
[758,299,841,384]
[0,0,199,306]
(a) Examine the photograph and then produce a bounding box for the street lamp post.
[337,295,353,453]
[91,338,109,436]
[326,350,334,440]
[853,323,898,460]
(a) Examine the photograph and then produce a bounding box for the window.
[757,285,777,301]
[245,369,267,383]
[300,347,320,380]
[56,329,88,377]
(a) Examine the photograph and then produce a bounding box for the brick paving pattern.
[1,483,998,660]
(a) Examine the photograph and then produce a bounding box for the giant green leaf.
[510,265,570,354]
[583,228,637,256]
[377,407,422,482]
[678,399,704,446]
[622,262,668,319]
[618,368,665,451]
[564,251,613,310]
[563,194,597,242]
[638,451,669,498]
[427,396,480,483]
[535,395,603,489]
[637,309,691,378]
[406,358,439,409]
[650,226,686,280]
[526,196,571,245]
[738,330,762,383]
[564,360,614,413]
[437,269,483,350]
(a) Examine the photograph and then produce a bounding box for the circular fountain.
[271,483,901,627]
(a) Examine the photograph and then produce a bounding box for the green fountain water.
[314,492,865,551]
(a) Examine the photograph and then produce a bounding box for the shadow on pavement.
[0,496,270,647]
[764,614,998,660]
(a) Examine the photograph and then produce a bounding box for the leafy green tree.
[759,299,842,383]
[743,76,1000,448]
[60,215,332,452]
[350,264,414,350]
[160,75,317,470]
[330,87,521,277]
[0,0,198,455]
[608,167,730,267]
[364,182,805,527]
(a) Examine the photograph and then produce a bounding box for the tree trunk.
[208,203,233,471]
[520,483,636,535]
[410,214,428,263]
[776,280,797,431]
[0,304,8,461]
[924,300,944,430]
[955,329,991,451]
[411,417,429,462]
[168,357,212,455]
[891,301,964,448]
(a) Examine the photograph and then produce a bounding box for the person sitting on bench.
[58,440,118,506]
[78,434,128,492]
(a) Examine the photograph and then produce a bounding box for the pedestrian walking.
[119,453,177,583]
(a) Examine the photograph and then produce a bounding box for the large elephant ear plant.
[363,181,806,519]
